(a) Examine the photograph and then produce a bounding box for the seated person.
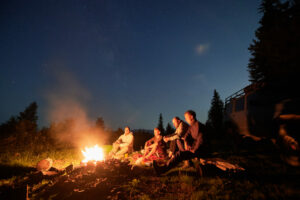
[108,126,134,159]
[163,117,189,158]
[153,110,207,175]
[143,128,167,161]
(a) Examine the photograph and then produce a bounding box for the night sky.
[0,0,261,130]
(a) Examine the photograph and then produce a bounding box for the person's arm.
[114,135,122,144]
[144,143,156,156]
[166,122,187,141]
[184,140,188,151]
[191,132,203,153]
[183,126,190,141]
[164,133,178,142]
[183,127,192,151]
[145,137,155,148]
[179,123,189,138]
[144,143,158,158]
[166,131,180,141]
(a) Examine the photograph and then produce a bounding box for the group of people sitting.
[108,110,207,175]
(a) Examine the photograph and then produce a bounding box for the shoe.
[181,160,189,169]
[153,160,167,176]
[195,164,203,176]
[181,160,193,169]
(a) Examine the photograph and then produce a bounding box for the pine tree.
[207,90,224,133]
[165,123,175,136]
[248,0,300,84]
[157,113,165,135]
[0,116,18,138]
[18,102,38,123]
[17,102,38,135]
[0,102,38,138]
[95,117,105,130]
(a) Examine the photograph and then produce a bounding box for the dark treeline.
[248,0,300,85]
[0,102,43,151]
[0,102,159,151]
[0,102,38,139]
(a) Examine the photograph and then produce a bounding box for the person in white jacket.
[109,126,134,159]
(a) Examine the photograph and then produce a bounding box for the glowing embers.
[81,145,104,164]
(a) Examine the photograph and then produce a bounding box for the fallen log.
[199,158,245,172]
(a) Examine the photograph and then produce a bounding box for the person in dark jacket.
[153,110,207,175]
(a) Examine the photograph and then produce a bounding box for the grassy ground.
[0,142,300,199]
[0,144,112,168]
[0,144,112,183]
[131,158,300,199]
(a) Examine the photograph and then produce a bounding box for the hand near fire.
[163,137,169,143]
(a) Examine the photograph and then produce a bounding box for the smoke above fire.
[45,66,108,148]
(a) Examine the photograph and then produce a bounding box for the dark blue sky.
[0,0,261,130]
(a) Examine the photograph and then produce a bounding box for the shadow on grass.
[164,164,249,180]
[165,169,199,177]
[0,164,36,179]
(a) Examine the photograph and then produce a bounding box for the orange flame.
[81,145,104,163]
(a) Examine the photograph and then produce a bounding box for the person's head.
[124,126,130,134]
[172,117,181,128]
[154,127,161,137]
[184,110,196,125]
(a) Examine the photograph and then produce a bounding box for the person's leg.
[167,150,195,168]
[194,147,208,159]
[176,139,185,152]
[128,146,133,154]
[144,146,151,157]
[109,143,120,156]
[181,159,194,169]
[153,150,195,175]
[115,146,129,156]
[170,140,177,154]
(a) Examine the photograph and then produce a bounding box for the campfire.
[81,145,105,164]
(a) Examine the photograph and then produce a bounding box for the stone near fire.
[36,158,53,172]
